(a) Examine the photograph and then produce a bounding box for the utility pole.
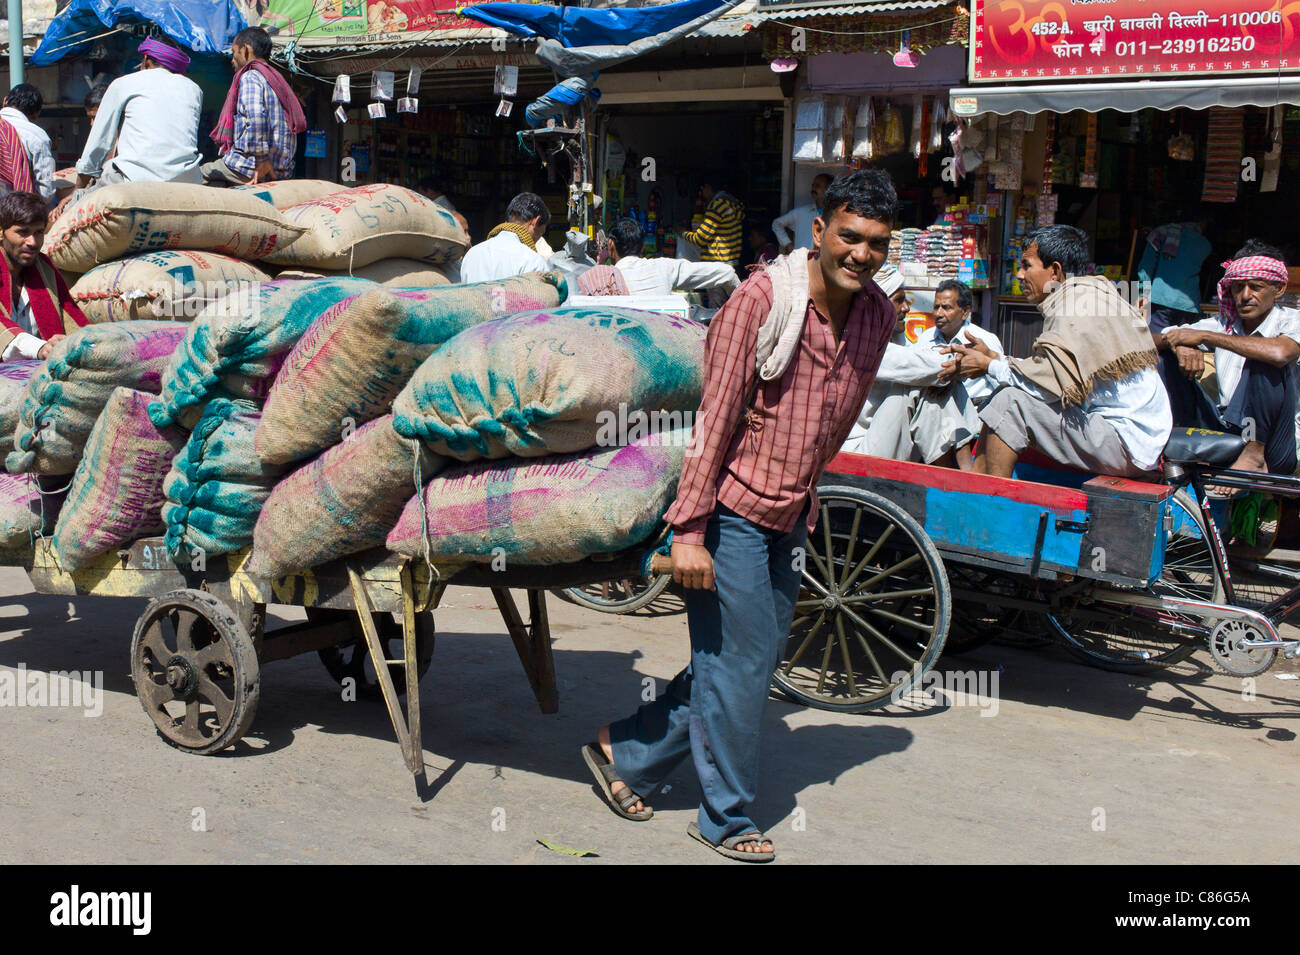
[7,0,22,85]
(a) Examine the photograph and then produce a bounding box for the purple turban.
[138,37,191,73]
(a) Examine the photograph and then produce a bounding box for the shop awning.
[950,76,1300,117]
[30,0,248,64]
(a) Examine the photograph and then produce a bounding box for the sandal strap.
[722,831,770,851]
[616,789,644,811]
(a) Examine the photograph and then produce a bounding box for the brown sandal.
[581,742,653,821]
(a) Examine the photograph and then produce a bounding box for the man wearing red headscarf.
[1161,240,1300,475]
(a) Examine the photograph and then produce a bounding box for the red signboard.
[971,0,1300,81]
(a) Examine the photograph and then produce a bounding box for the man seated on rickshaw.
[841,266,973,464]
[1159,241,1300,477]
[944,225,1172,478]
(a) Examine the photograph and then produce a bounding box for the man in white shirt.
[842,265,977,467]
[609,217,738,297]
[1,85,55,204]
[772,173,830,254]
[458,192,551,284]
[74,36,203,192]
[1161,240,1300,475]
[948,225,1172,478]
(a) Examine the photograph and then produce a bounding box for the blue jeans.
[609,504,808,845]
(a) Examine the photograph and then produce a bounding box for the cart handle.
[648,553,674,576]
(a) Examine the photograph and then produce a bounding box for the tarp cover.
[462,0,742,76]
[31,0,249,65]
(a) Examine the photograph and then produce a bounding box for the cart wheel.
[1048,489,1225,673]
[557,573,673,614]
[773,486,951,713]
[311,608,435,701]
[130,589,259,755]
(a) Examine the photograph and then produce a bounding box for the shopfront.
[949,0,1300,354]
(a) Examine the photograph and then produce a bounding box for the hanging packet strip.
[398,97,418,114]
[332,74,351,104]
[371,70,395,101]
[406,67,422,96]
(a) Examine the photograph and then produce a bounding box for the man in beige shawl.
[943,225,1172,477]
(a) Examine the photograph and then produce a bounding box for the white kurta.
[771,203,819,250]
[458,230,550,284]
[76,68,203,184]
[614,255,738,296]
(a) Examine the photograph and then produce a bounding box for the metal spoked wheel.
[130,589,260,755]
[558,573,673,614]
[312,608,436,701]
[773,486,951,712]
[1048,488,1226,673]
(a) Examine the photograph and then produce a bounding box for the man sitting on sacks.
[840,270,989,469]
[0,191,88,361]
[458,192,552,284]
[1158,241,1300,477]
[945,224,1172,478]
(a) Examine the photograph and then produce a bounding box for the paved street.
[1,566,1296,865]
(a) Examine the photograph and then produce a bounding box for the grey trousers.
[978,385,1143,476]
[200,156,252,188]
[860,384,982,464]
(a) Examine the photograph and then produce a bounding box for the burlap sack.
[7,321,189,475]
[0,360,43,455]
[232,179,343,209]
[52,387,189,570]
[261,183,469,270]
[0,472,41,550]
[148,277,376,429]
[273,258,452,288]
[45,182,306,274]
[391,307,705,460]
[387,430,688,565]
[70,250,271,324]
[255,272,567,466]
[162,398,284,557]
[248,416,443,579]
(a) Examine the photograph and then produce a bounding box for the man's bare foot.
[731,832,775,854]
[1208,440,1268,496]
[598,724,645,815]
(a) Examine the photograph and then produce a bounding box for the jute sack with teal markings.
[232,178,343,209]
[7,321,189,475]
[254,271,567,467]
[53,388,188,570]
[162,398,285,558]
[148,277,377,430]
[45,182,306,273]
[271,258,452,288]
[391,307,705,461]
[387,428,689,565]
[248,416,444,580]
[70,250,271,324]
[0,360,43,456]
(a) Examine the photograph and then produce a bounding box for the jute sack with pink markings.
[45,182,306,273]
[70,251,271,324]
[0,360,43,455]
[0,472,41,551]
[52,388,188,570]
[387,430,688,565]
[254,271,567,466]
[232,178,343,209]
[248,416,444,579]
[271,258,452,288]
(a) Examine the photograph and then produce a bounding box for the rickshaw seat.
[1163,428,1246,467]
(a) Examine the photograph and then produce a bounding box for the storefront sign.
[971,0,1300,81]
[260,0,472,39]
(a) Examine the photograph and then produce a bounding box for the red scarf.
[211,60,307,150]
[0,117,34,193]
[0,252,88,339]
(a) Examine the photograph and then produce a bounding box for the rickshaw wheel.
[773,486,951,712]
[1048,489,1225,673]
[312,608,435,701]
[945,566,1026,654]
[557,573,672,614]
[130,589,259,755]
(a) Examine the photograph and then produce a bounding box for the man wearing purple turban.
[73,35,203,191]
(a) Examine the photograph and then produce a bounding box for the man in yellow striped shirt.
[684,178,744,267]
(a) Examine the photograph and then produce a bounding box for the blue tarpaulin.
[462,0,742,76]
[31,0,249,65]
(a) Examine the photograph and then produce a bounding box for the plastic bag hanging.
[826,96,847,162]
[852,97,875,160]
[910,96,923,160]
[929,97,946,152]
[793,96,826,163]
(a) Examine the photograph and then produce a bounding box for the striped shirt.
[684,191,744,263]
[664,264,895,544]
[225,69,297,180]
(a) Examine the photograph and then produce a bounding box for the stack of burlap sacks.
[3,179,706,578]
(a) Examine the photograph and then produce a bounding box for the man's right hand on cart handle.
[670,540,716,590]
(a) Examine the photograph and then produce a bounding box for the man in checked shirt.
[583,170,899,862]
